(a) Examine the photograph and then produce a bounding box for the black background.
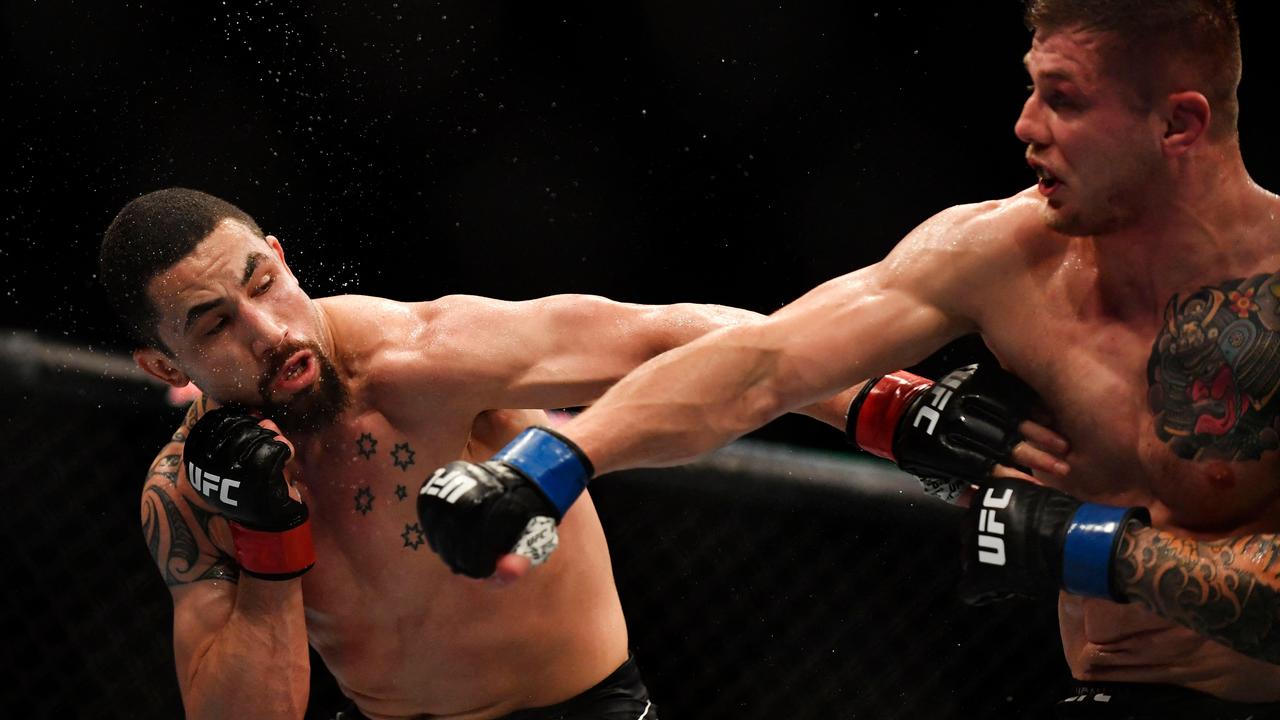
[8,1,1278,355]
[7,3,1280,717]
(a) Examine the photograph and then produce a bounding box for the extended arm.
[417,205,1039,578]
[562,215,991,475]
[141,399,310,719]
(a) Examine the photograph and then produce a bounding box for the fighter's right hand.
[847,363,1069,502]
[183,406,315,580]
[418,426,592,579]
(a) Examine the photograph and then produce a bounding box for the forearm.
[649,304,862,432]
[1115,525,1280,664]
[182,579,309,720]
[796,384,862,431]
[649,302,767,348]
[566,321,834,475]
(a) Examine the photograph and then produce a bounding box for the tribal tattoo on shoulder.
[1115,527,1280,664]
[1148,271,1280,461]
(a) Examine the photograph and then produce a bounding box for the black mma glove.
[418,426,592,578]
[847,363,1035,501]
[183,406,314,580]
[959,477,1149,604]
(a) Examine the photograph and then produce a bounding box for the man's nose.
[243,304,288,358]
[1014,96,1049,148]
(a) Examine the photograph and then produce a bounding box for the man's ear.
[265,234,297,280]
[1162,91,1210,157]
[134,347,191,388]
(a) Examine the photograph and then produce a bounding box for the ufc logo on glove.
[187,462,241,506]
[911,372,963,436]
[977,486,1012,566]
[422,468,478,504]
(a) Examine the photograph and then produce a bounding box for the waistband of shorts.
[499,654,646,720]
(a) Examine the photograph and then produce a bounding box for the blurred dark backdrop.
[7,2,1280,718]
[7,0,1275,356]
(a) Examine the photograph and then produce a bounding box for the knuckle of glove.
[940,434,998,475]
[418,463,514,578]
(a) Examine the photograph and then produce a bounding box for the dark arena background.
[5,2,1280,718]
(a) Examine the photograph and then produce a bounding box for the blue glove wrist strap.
[1061,503,1132,600]
[493,426,591,517]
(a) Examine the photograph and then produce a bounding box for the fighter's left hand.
[958,476,1150,605]
[417,426,592,580]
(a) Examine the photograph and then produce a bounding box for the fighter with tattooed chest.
[421,2,1280,718]
[101,187,904,719]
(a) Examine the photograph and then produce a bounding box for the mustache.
[260,340,320,388]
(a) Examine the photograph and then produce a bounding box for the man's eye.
[255,274,274,295]
[205,317,228,337]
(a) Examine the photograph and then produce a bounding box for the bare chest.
[986,285,1280,534]
[291,412,473,619]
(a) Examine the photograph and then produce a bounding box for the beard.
[256,340,350,435]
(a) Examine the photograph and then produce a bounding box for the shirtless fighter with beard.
[104,187,992,719]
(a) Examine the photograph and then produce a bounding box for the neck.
[1088,141,1267,312]
[311,298,344,375]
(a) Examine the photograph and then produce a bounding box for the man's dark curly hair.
[99,188,265,351]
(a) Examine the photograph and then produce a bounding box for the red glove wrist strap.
[855,371,931,463]
[230,521,316,578]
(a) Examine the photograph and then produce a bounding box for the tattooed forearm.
[141,486,238,587]
[1115,525,1280,664]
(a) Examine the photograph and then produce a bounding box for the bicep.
[425,294,760,410]
[759,204,1005,403]
[759,262,974,405]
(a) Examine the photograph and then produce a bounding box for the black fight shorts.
[334,655,656,720]
[1055,682,1280,720]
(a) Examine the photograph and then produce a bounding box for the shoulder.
[874,190,1056,298]
[887,190,1047,264]
[396,293,627,357]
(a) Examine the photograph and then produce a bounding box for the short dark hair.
[1024,0,1241,140]
[99,188,265,350]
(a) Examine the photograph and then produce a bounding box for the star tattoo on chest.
[402,522,425,550]
[395,484,407,501]
[391,442,416,470]
[354,486,375,515]
[1147,269,1280,461]
[355,432,377,460]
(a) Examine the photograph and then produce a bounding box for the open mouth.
[1033,164,1062,196]
[271,350,319,394]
